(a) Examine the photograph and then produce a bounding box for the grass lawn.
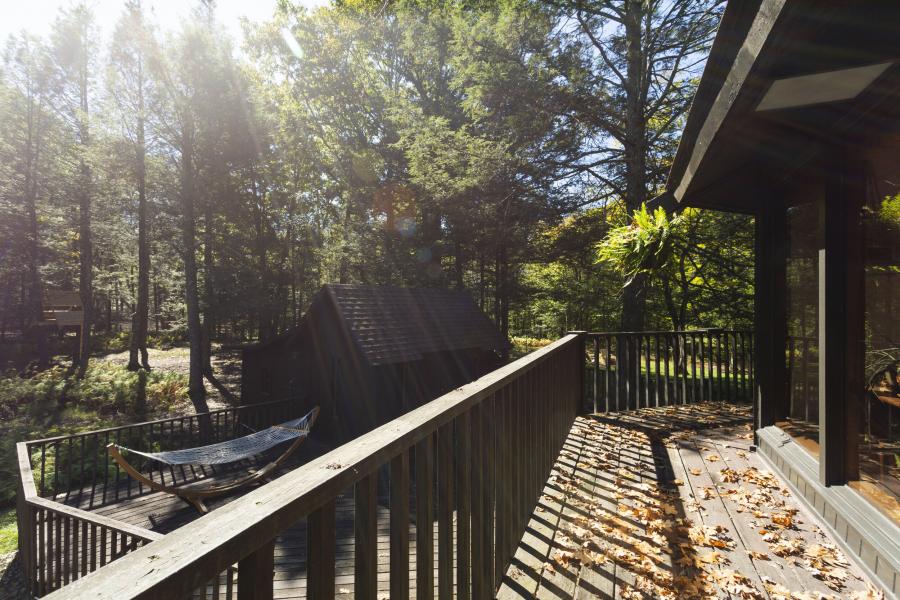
[0,508,16,554]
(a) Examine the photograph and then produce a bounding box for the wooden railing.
[16,441,161,597]
[40,333,584,600]
[586,329,755,412]
[16,399,296,598]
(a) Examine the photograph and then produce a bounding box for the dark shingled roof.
[324,284,510,366]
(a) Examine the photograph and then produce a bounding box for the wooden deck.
[498,403,876,599]
[55,403,878,599]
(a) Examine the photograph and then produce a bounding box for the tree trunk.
[24,99,42,328]
[454,238,464,290]
[620,0,649,332]
[128,76,150,370]
[76,39,92,379]
[202,171,216,370]
[180,123,210,422]
[24,96,47,368]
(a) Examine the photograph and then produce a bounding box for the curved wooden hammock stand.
[107,407,319,514]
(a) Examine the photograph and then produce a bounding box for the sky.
[0,0,329,48]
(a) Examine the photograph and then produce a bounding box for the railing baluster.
[237,539,274,600]
[654,334,661,407]
[471,402,486,599]
[390,450,410,600]
[54,508,62,589]
[355,471,378,600]
[438,423,454,600]
[604,335,611,412]
[644,334,651,408]
[592,336,600,414]
[690,333,697,403]
[481,395,496,596]
[455,412,471,600]
[724,331,732,402]
[416,433,435,600]
[307,501,336,600]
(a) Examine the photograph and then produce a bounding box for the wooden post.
[416,434,434,600]
[455,412,471,600]
[818,154,864,486]
[17,442,36,595]
[354,473,377,600]
[755,193,788,433]
[307,501,336,600]
[390,451,410,600]
[593,336,600,414]
[237,539,274,600]
[569,331,587,414]
[437,424,454,600]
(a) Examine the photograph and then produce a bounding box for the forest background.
[0,0,754,514]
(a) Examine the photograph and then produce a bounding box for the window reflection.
[782,198,821,451]
[859,143,900,515]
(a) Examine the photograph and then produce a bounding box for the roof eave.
[666,0,787,207]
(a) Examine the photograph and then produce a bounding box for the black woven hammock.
[114,408,317,466]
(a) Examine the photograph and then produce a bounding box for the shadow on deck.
[498,403,876,599]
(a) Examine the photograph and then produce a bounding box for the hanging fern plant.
[596,203,684,287]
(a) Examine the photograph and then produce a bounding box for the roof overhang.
[666,0,900,213]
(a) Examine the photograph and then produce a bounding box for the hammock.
[115,410,318,466]
[108,406,319,514]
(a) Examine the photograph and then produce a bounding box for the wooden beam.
[416,434,434,600]
[455,412,471,600]
[354,473,377,600]
[237,539,274,600]
[755,191,788,433]
[818,153,864,486]
[437,424,454,600]
[672,0,788,203]
[307,501,336,600]
[389,452,410,600]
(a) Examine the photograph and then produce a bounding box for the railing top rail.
[42,333,581,600]
[28,495,163,543]
[24,397,293,446]
[587,329,753,336]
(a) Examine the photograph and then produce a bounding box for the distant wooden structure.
[240,284,510,444]
[41,290,83,330]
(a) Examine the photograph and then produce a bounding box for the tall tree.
[0,36,55,357]
[110,0,154,371]
[51,3,96,376]
[150,21,213,415]
[563,0,723,330]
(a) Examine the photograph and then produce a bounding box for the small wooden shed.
[240,284,510,444]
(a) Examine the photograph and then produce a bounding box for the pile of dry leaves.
[527,416,884,600]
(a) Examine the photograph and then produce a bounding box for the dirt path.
[97,345,243,410]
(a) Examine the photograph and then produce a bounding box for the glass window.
[782,196,822,454]
[857,137,900,520]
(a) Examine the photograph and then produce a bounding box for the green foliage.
[592,202,754,331]
[0,0,748,364]
[0,361,188,506]
[0,508,16,554]
[879,194,900,229]
[510,336,553,359]
[597,203,682,286]
[0,362,186,417]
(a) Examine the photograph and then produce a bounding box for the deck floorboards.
[499,403,876,599]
